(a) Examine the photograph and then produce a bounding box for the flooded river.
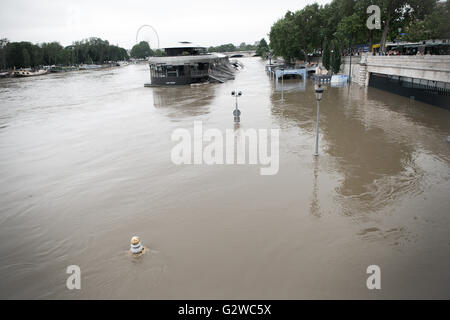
[0,58,449,299]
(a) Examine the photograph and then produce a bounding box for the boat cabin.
[148,42,231,85]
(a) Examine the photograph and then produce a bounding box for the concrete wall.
[366,55,450,83]
[341,56,365,85]
[341,54,450,86]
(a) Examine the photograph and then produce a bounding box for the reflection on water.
[310,158,320,218]
[271,82,450,219]
[274,78,306,92]
[152,84,217,119]
[0,59,449,299]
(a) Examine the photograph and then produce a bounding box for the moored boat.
[0,71,13,78]
[78,64,103,70]
[147,42,237,86]
[14,69,48,77]
[50,66,78,73]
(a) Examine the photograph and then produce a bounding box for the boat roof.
[148,53,226,65]
[163,42,205,50]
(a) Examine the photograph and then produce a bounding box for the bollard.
[130,236,145,255]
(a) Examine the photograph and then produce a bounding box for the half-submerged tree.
[331,40,341,74]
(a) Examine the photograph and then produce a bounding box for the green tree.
[335,13,366,50]
[405,0,450,41]
[331,40,341,74]
[56,48,71,65]
[130,41,153,59]
[0,38,9,69]
[322,40,331,72]
[269,1,353,63]
[42,42,63,65]
[22,48,31,67]
[320,0,357,44]
[5,42,36,68]
[269,12,303,63]
[377,0,437,52]
[154,49,166,57]
[267,0,442,61]
[1,38,128,68]
[207,43,237,53]
[255,38,269,57]
[31,45,43,66]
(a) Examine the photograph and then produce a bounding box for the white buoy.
[130,236,144,255]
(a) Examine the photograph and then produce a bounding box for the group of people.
[356,48,433,56]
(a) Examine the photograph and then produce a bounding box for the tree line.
[207,40,271,57]
[126,38,269,59]
[269,0,449,64]
[207,42,259,53]
[130,41,166,59]
[0,37,129,70]
[129,39,271,58]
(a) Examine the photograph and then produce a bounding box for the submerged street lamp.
[268,50,273,66]
[268,50,274,79]
[280,68,285,102]
[314,83,324,156]
[231,90,242,123]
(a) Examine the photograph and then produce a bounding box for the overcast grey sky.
[0,0,331,49]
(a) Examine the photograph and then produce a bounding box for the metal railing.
[190,69,209,77]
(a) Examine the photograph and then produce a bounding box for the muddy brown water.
[0,58,449,299]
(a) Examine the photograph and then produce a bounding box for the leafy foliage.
[255,38,270,57]
[207,42,258,53]
[322,40,330,71]
[331,40,341,74]
[130,41,153,59]
[268,0,442,63]
[405,1,450,41]
[0,37,129,69]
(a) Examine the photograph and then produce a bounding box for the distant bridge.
[223,51,256,58]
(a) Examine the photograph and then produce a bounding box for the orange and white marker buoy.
[130,236,144,255]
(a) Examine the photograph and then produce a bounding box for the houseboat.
[146,42,236,86]
[14,69,48,77]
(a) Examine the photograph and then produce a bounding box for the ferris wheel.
[135,25,160,49]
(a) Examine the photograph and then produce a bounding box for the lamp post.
[314,83,323,156]
[280,68,284,102]
[349,33,353,83]
[268,50,273,79]
[268,50,273,67]
[231,90,242,123]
